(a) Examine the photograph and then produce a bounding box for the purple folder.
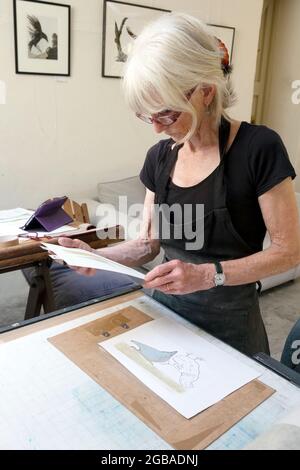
[21,196,73,232]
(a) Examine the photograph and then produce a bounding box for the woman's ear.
[202,85,216,105]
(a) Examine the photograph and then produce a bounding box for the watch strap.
[214,261,223,274]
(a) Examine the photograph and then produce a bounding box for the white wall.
[0,0,263,209]
[262,0,300,192]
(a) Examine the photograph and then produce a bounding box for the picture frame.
[102,0,171,79]
[102,0,235,79]
[13,0,71,76]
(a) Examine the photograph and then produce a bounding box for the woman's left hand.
[143,259,215,295]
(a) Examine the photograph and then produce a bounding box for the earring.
[205,104,211,115]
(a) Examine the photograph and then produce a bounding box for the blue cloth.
[50,262,138,309]
[23,262,139,310]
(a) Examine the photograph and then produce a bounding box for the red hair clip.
[216,37,232,76]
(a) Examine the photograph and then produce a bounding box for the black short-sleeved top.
[140,122,296,252]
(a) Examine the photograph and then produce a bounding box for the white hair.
[123,12,236,142]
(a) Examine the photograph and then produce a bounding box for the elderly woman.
[60,13,300,356]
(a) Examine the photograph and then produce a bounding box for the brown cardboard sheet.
[48,305,275,450]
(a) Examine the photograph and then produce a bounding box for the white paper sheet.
[0,208,33,222]
[41,242,145,281]
[0,208,34,236]
[279,404,300,426]
[36,225,75,236]
[101,317,261,419]
[0,208,76,237]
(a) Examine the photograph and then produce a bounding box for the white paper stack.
[41,242,145,281]
[0,208,33,222]
[0,208,77,237]
[0,208,34,236]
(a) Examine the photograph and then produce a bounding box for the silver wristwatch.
[213,261,226,287]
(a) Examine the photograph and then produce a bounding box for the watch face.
[215,273,225,286]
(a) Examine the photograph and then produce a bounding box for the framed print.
[207,24,235,64]
[13,0,71,76]
[102,0,170,79]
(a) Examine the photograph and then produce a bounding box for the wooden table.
[0,225,123,319]
[0,290,299,450]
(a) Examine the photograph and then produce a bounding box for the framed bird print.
[102,0,170,79]
[13,0,71,76]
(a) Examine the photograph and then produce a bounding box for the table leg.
[25,259,55,319]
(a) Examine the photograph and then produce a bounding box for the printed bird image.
[27,15,48,53]
[130,340,203,389]
[130,340,177,364]
[126,26,137,40]
[114,17,128,62]
[169,353,203,388]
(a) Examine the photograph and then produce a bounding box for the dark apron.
[153,118,270,356]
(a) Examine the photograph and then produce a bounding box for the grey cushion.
[97,176,145,211]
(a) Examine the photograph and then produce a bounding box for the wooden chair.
[63,198,90,226]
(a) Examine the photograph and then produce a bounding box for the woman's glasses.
[136,109,181,126]
[136,87,196,126]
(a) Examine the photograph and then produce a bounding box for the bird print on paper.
[27,15,48,53]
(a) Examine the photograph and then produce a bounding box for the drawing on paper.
[101,317,261,419]
[115,339,203,392]
[13,0,70,76]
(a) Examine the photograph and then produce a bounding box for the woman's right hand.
[58,237,97,276]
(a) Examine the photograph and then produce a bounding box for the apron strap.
[218,116,231,161]
[212,116,231,209]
